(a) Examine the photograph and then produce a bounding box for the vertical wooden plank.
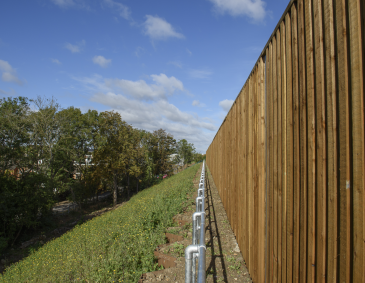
[229,111,232,221]
[236,95,239,241]
[297,0,308,281]
[280,19,287,283]
[253,67,259,281]
[285,10,294,282]
[265,45,272,283]
[243,83,248,263]
[304,0,316,281]
[269,41,275,283]
[240,90,245,257]
[248,74,254,274]
[313,0,327,281]
[291,4,301,281]
[253,65,258,281]
[258,57,266,283]
[276,28,283,283]
[237,92,243,256]
[232,103,236,234]
[349,0,365,281]
[222,114,229,211]
[335,0,351,281]
[323,0,338,280]
[273,34,278,283]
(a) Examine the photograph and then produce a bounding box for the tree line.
[0,96,205,251]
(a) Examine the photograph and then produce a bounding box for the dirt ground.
[140,164,252,283]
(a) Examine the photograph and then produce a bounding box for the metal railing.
[185,161,206,283]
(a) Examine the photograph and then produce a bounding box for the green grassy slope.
[0,164,199,283]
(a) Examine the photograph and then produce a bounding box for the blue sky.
[0,0,289,153]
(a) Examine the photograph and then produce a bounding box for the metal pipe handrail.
[185,161,206,283]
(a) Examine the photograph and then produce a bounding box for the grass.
[0,164,199,283]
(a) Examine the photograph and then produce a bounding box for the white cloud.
[91,92,216,151]
[73,73,216,152]
[0,59,24,86]
[51,58,62,65]
[0,60,13,72]
[51,0,74,7]
[65,40,85,53]
[92,56,111,68]
[219,99,234,112]
[208,0,267,21]
[168,61,182,68]
[189,69,212,79]
[186,49,192,56]
[50,0,90,10]
[150,74,183,94]
[104,0,131,20]
[0,88,17,96]
[73,73,184,101]
[144,15,185,40]
[192,100,206,107]
[104,73,184,101]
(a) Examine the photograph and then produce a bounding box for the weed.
[172,242,184,257]
[167,228,180,235]
[229,261,241,270]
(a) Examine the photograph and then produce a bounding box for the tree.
[152,129,176,176]
[0,96,31,176]
[176,139,196,166]
[0,97,54,249]
[92,111,137,206]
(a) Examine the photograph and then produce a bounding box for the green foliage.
[0,173,54,248]
[0,237,8,255]
[172,242,185,257]
[0,164,199,283]
[0,96,198,251]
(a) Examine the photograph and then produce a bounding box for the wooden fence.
[206,0,364,282]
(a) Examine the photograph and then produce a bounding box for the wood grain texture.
[269,41,274,283]
[273,35,278,283]
[313,0,327,281]
[285,11,294,282]
[348,0,365,281]
[247,75,254,272]
[334,0,351,281]
[304,0,316,281]
[280,20,287,283]
[265,46,271,283]
[243,84,249,262]
[258,58,266,283]
[323,0,338,280]
[276,28,283,283]
[253,67,258,281]
[291,4,300,282]
[297,1,308,281]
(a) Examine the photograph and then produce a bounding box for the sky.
[0,0,290,153]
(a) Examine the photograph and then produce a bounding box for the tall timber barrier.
[206,0,365,282]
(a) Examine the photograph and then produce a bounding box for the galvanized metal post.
[185,163,206,283]
[185,245,199,283]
